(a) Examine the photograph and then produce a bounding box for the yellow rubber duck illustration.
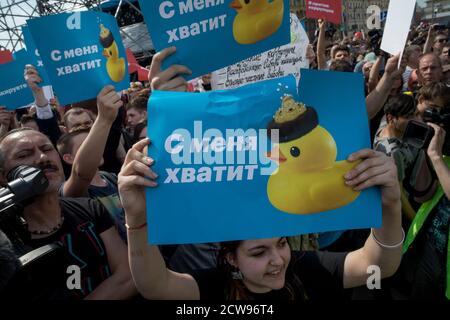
[229,0,284,45]
[99,24,126,82]
[266,96,360,215]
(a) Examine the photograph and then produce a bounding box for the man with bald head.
[418,53,444,86]
[0,128,136,299]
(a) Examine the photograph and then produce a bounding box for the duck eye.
[290,147,300,157]
[244,0,250,4]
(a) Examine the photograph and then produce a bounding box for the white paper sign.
[212,14,309,90]
[380,0,416,56]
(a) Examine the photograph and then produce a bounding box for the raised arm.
[118,139,200,300]
[24,65,48,108]
[423,24,437,54]
[365,54,406,119]
[367,56,383,93]
[316,19,327,70]
[63,86,122,197]
[84,224,137,300]
[426,123,450,199]
[342,150,402,288]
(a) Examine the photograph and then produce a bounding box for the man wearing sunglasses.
[433,33,448,56]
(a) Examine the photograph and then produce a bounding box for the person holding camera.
[374,94,437,216]
[0,127,137,299]
[423,24,448,56]
[387,83,450,300]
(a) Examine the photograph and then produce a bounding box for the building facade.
[422,0,450,23]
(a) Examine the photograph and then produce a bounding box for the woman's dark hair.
[217,239,307,300]
[329,60,353,72]
[384,94,416,118]
[418,82,450,106]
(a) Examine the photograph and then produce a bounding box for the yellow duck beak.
[230,0,242,10]
[266,146,287,163]
[103,49,110,58]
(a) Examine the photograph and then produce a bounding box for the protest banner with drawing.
[27,11,128,105]
[146,71,379,245]
[138,0,291,80]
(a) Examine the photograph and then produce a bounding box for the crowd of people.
[0,11,449,301]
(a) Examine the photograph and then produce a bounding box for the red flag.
[126,48,138,65]
[0,50,13,64]
[306,0,342,24]
[136,65,149,82]
[126,48,149,81]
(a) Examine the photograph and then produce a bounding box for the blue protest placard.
[27,11,129,105]
[138,0,291,79]
[0,58,34,110]
[13,48,28,61]
[22,25,51,86]
[146,71,381,245]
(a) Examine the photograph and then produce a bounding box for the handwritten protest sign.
[27,11,129,105]
[0,58,34,110]
[211,13,309,90]
[381,0,416,58]
[22,25,50,85]
[306,0,342,24]
[146,71,379,244]
[138,0,290,79]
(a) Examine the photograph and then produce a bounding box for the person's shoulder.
[60,197,105,220]
[60,197,114,232]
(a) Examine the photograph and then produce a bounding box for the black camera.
[368,29,384,56]
[411,35,426,46]
[0,166,49,254]
[433,24,447,31]
[403,120,435,150]
[403,107,450,155]
[326,25,337,39]
[0,166,49,221]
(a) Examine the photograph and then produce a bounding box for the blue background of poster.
[145,71,381,245]
[27,11,129,105]
[138,0,291,79]
[0,57,34,110]
[13,48,28,61]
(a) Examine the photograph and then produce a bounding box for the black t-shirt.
[28,198,114,299]
[190,251,347,301]
[60,173,126,242]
